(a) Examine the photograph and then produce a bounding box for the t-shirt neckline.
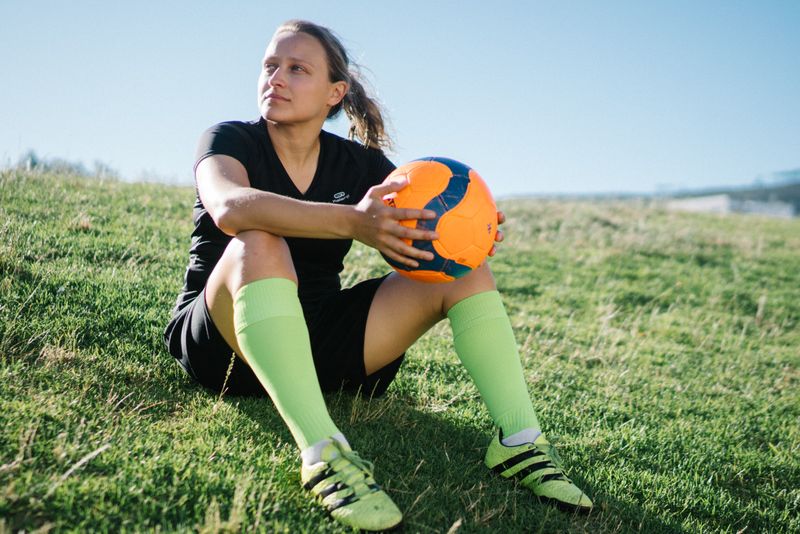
[260,118,325,198]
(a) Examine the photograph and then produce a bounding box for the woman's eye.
[291,65,306,73]
[263,64,277,73]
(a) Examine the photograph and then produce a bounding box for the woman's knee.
[235,229,288,253]
[441,262,497,313]
[222,230,298,289]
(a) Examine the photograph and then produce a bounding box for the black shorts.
[163,276,404,398]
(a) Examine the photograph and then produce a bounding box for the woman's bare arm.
[196,154,438,267]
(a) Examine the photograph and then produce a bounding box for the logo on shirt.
[332,191,350,203]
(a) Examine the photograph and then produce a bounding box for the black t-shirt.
[171,117,396,314]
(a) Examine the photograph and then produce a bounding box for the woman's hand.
[488,210,506,257]
[352,179,439,268]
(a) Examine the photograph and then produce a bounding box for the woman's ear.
[328,80,348,107]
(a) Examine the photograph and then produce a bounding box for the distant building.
[667,194,795,219]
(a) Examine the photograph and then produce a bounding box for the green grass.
[1,169,798,533]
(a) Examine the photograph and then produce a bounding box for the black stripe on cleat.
[491,449,545,474]
[303,467,335,490]
[318,482,345,499]
[328,493,358,511]
[540,472,570,483]
[512,460,556,480]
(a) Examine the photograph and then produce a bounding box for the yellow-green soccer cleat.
[484,430,593,513]
[301,439,403,531]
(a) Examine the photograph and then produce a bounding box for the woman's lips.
[265,93,289,101]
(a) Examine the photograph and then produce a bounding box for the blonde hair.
[275,20,392,150]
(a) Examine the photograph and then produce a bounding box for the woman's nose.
[269,67,286,87]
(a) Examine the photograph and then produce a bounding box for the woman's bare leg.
[204,229,297,356]
[363,262,497,374]
[202,229,340,450]
[364,261,540,435]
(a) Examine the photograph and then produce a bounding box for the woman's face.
[258,31,346,126]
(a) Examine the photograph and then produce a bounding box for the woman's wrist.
[339,204,361,240]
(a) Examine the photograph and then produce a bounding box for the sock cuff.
[497,406,541,437]
[233,278,303,334]
[446,290,507,337]
[289,407,342,450]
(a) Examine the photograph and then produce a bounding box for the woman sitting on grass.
[163,19,592,531]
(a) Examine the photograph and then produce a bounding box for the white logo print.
[332,191,350,203]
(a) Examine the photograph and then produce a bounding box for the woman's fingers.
[383,227,435,260]
[383,248,420,268]
[355,181,449,265]
[395,223,438,242]
[370,180,437,220]
[383,237,433,267]
[492,211,505,249]
[394,207,437,221]
[376,197,505,263]
[370,176,408,198]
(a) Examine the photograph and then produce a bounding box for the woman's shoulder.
[202,118,265,141]
[195,118,268,172]
[321,129,391,172]
[322,129,385,153]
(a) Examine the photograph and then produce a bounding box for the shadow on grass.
[14,343,683,533]
[225,379,683,533]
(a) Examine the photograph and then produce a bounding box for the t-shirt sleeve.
[368,148,397,186]
[193,122,253,174]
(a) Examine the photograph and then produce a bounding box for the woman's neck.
[266,120,322,169]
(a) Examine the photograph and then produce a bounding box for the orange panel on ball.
[435,215,477,264]
[468,169,498,251]
[433,170,497,265]
[396,163,452,212]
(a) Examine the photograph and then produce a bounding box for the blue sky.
[1,1,798,196]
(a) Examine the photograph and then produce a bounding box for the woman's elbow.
[211,204,241,236]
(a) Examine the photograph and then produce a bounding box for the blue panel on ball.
[413,156,472,179]
[418,196,446,231]
[438,174,469,210]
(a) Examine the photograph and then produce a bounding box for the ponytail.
[275,20,393,151]
[341,70,391,151]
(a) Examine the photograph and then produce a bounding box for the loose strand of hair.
[344,72,392,151]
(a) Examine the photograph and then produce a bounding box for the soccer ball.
[381,157,497,283]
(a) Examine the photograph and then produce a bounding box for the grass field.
[1,169,798,533]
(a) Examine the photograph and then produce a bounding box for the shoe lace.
[530,442,571,483]
[329,442,377,498]
[538,442,564,467]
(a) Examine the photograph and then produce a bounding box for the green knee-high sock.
[234,278,340,450]
[447,290,540,436]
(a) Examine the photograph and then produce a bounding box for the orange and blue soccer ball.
[381,157,498,283]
